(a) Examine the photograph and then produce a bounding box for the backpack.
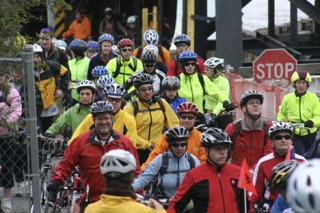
[177,73,206,96]
[232,120,269,144]
[113,56,138,78]
[159,151,195,175]
[137,45,165,62]
[131,96,165,117]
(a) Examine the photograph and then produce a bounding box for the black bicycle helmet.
[240,90,264,107]
[133,73,154,88]
[69,39,88,52]
[200,128,232,148]
[166,126,189,143]
[267,160,299,191]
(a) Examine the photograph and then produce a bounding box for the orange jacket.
[62,16,91,40]
[141,127,206,169]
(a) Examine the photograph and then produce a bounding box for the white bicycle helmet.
[162,76,180,90]
[287,159,320,213]
[97,75,115,89]
[103,83,126,98]
[33,44,42,53]
[200,128,232,148]
[100,149,137,175]
[143,29,159,45]
[91,101,114,115]
[269,121,293,139]
[141,46,157,63]
[240,90,264,107]
[204,57,224,70]
[127,15,137,25]
[76,80,96,93]
[112,45,120,56]
[144,44,159,56]
[166,126,189,143]
[53,39,67,50]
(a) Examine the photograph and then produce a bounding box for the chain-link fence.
[0,45,41,213]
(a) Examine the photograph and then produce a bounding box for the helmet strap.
[244,108,261,121]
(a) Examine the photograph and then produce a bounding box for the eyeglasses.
[274,135,291,140]
[121,48,132,52]
[176,43,187,48]
[107,97,122,103]
[144,63,156,67]
[139,87,153,92]
[171,143,187,148]
[180,115,195,120]
[184,62,196,67]
[40,28,51,33]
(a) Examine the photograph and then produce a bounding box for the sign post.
[253,49,297,88]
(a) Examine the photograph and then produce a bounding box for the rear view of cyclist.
[84,149,165,213]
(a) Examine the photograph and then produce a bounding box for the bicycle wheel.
[41,166,53,205]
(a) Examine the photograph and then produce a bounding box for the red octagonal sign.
[253,49,297,88]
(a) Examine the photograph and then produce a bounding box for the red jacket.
[225,119,273,168]
[167,163,249,213]
[51,129,141,203]
[251,150,306,205]
[167,57,205,76]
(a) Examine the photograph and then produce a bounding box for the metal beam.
[289,0,320,24]
[290,2,298,47]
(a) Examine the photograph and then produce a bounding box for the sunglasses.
[180,115,195,120]
[171,143,187,148]
[184,62,196,67]
[122,48,132,52]
[107,97,122,103]
[40,28,52,33]
[139,87,153,92]
[144,63,156,67]
[273,135,291,140]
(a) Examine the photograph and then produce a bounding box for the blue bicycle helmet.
[173,34,191,46]
[88,41,100,51]
[97,75,115,89]
[92,66,109,78]
[179,50,197,62]
[91,101,114,115]
[69,39,88,52]
[103,83,126,98]
[98,33,115,45]
[143,29,159,45]
[53,39,67,50]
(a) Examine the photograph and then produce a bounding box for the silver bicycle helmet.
[287,159,320,213]
[162,76,180,90]
[141,46,157,63]
[269,121,293,139]
[166,126,190,143]
[200,128,232,148]
[240,90,264,107]
[103,83,126,97]
[91,101,114,115]
[133,73,154,88]
[76,80,96,93]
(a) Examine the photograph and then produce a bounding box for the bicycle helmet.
[269,121,293,139]
[144,44,159,56]
[200,128,232,148]
[162,76,180,90]
[76,80,96,93]
[179,50,197,63]
[166,126,189,143]
[112,45,120,56]
[127,15,137,25]
[97,75,115,89]
[240,90,264,107]
[91,101,114,115]
[143,29,159,45]
[287,159,320,213]
[91,66,109,78]
[141,46,157,63]
[53,39,67,50]
[87,41,100,51]
[33,43,42,53]
[103,83,126,98]
[133,73,154,88]
[100,149,137,175]
[173,34,191,46]
[204,57,224,70]
[291,70,312,84]
[118,38,133,48]
[177,102,198,116]
[267,160,299,191]
[104,7,113,15]
[69,39,88,52]
[98,34,115,45]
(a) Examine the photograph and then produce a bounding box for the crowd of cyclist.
[0,25,319,212]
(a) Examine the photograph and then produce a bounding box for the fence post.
[23,44,41,213]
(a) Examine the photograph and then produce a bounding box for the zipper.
[218,172,226,213]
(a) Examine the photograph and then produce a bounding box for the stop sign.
[253,49,297,88]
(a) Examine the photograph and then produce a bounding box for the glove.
[304,120,314,128]
[62,91,72,107]
[223,101,237,112]
[46,181,61,193]
[43,133,54,138]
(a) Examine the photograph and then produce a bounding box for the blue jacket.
[270,194,290,213]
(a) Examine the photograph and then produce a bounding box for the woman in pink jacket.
[0,72,22,210]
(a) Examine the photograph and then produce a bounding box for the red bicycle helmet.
[177,102,199,115]
[118,38,133,48]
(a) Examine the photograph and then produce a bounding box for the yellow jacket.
[123,97,180,149]
[84,194,166,213]
[142,128,206,169]
[68,109,137,146]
